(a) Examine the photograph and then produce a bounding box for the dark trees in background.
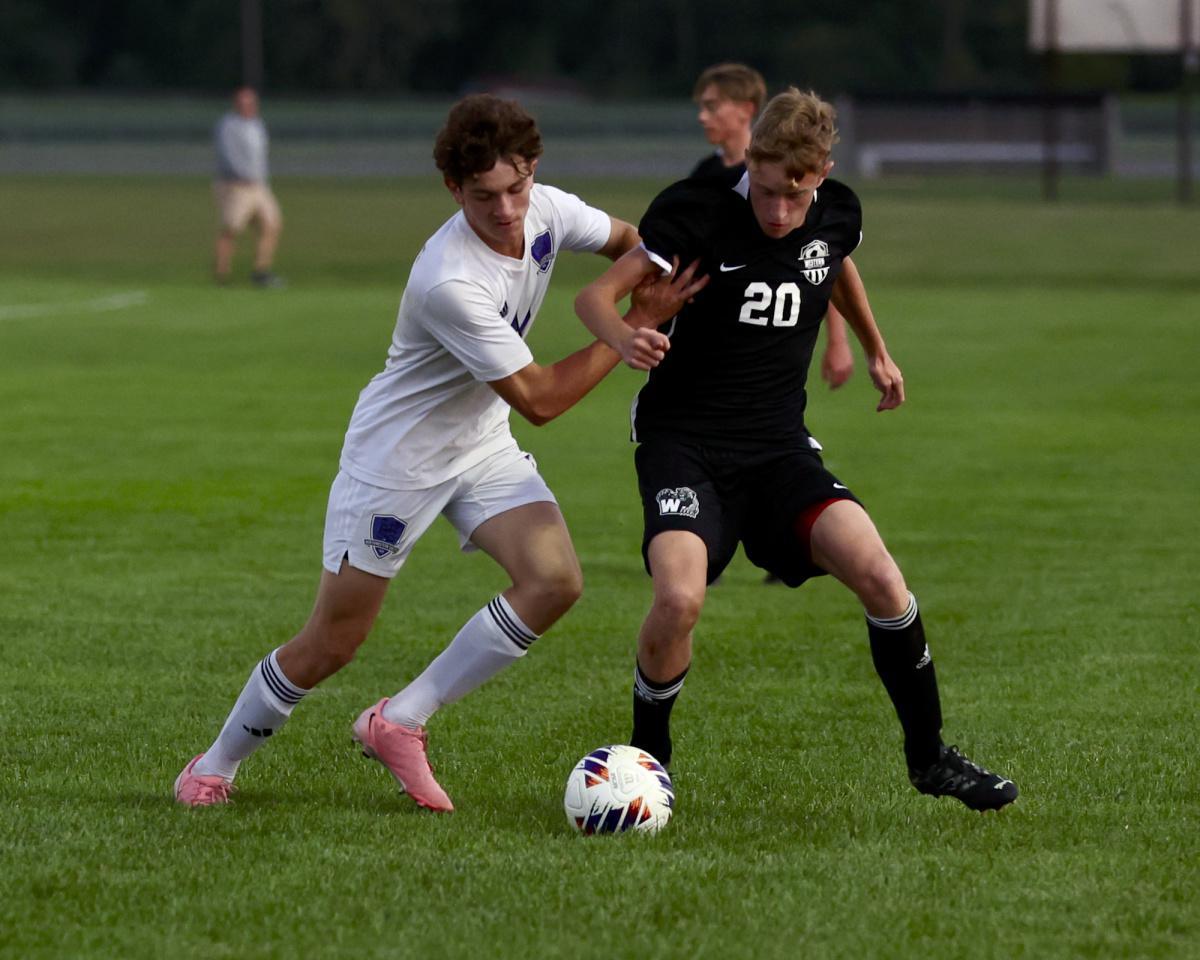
[0,0,1182,96]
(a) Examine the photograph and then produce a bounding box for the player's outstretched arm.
[575,248,707,371]
[487,343,625,426]
[830,257,904,411]
[486,223,701,426]
[493,253,707,424]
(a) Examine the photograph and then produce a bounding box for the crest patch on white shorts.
[656,487,699,518]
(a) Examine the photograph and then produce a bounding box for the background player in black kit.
[576,88,1018,811]
[690,62,854,395]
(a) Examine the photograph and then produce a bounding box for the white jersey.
[339,183,611,489]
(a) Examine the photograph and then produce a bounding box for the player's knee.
[652,583,704,632]
[857,557,908,615]
[528,564,584,618]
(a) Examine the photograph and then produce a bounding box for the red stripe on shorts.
[795,497,849,561]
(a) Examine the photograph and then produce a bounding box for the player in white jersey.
[175,94,706,811]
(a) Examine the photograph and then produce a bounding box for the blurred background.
[1,0,1196,191]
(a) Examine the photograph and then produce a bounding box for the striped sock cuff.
[487,596,539,652]
[258,649,309,709]
[866,592,919,631]
[634,664,688,703]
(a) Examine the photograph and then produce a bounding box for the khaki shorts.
[213,181,282,234]
[322,446,557,578]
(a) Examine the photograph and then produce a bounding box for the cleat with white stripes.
[909,744,1018,812]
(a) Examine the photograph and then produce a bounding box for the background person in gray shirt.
[213,87,284,286]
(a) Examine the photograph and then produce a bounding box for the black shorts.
[635,438,863,587]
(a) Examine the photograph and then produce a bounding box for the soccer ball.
[563,744,674,835]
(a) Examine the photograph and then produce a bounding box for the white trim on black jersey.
[639,241,673,276]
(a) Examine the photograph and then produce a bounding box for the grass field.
[1,174,1198,959]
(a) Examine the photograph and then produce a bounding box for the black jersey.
[689,152,746,185]
[633,174,862,450]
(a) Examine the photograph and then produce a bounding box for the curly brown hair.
[747,87,839,180]
[433,95,544,185]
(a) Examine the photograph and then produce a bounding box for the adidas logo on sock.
[242,724,274,738]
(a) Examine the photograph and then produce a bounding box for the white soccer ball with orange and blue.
[563,744,674,835]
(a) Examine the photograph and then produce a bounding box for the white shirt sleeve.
[422,279,534,382]
[539,184,612,254]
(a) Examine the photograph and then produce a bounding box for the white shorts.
[322,446,556,578]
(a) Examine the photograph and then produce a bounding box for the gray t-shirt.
[214,113,269,182]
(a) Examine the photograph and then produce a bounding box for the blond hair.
[692,63,766,114]
[747,88,838,180]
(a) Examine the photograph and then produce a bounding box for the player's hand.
[821,338,854,389]
[619,327,671,370]
[869,352,905,411]
[628,256,709,329]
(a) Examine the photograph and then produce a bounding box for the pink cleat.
[352,699,454,812]
[174,754,235,807]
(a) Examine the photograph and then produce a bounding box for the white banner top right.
[1030,0,1200,51]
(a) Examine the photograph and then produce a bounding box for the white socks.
[194,648,309,781]
[382,595,538,729]
[192,597,537,780]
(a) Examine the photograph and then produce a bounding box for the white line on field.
[0,290,149,321]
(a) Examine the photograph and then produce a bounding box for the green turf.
[1,175,1197,959]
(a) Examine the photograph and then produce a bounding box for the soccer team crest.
[655,487,699,518]
[531,229,555,272]
[799,239,830,285]
[365,514,407,559]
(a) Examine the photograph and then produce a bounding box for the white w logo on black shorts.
[655,486,699,518]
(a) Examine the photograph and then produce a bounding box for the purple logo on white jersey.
[510,307,532,337]
[531,230,554,272]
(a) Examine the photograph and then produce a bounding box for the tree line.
[2,0,1180,96]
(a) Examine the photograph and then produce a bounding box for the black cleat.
[909,744,1018,812]
[630,733,671,771]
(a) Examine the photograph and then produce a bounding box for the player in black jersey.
[691,63,854,398]
[576,88,1018,812]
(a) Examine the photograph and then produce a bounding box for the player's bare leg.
[251,213,284,286]
[468,500,583,634]
[214,229,236,284]
[276,560,390,688]
[809,500,908,617]
[810,500,1017,811]
[175,559,388,806]
[630,531,708,767]
[365,502,582,810]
